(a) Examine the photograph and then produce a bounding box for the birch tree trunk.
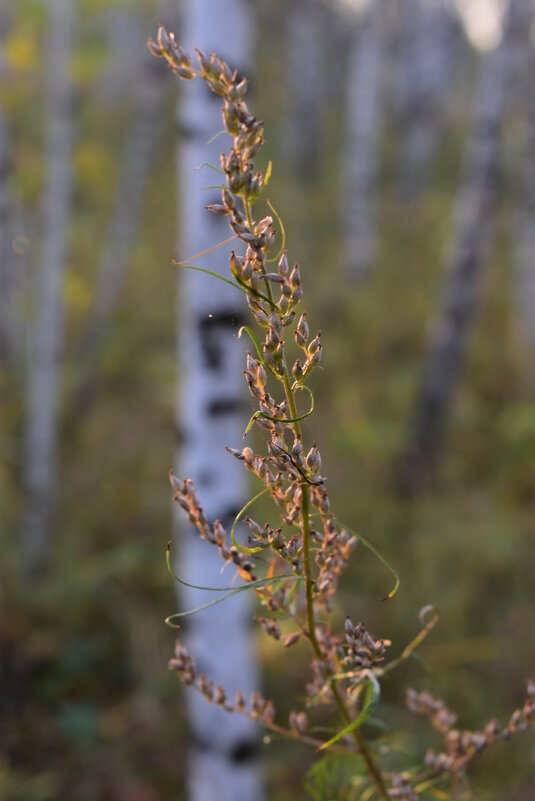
[340,0,382,280]
[513,3,535,357]
[174,2,262,800]
[21,0,74,563]
[284,0,329,181]
[399,0,523,492]
[0,96,14,366]
[397,0,456,201]
[0,9,18,368]
[75,30,169,403]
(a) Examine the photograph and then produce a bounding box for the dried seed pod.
[283,632,301,648]
[292,359,305,381]
[257,617,281,640]
[289,263,300,289]
[305,444,322,475]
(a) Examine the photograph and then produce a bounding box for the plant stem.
[282,373,390,801]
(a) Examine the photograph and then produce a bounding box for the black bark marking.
[175,423,188,446]
[176,121,204,141]
[230,739,260,763]
[191,729,259,763]
[219,505,243,531]
[206,397,244,417]
[198,308,246,370]
[198,469,216,489]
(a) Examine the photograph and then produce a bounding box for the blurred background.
[1,0,534,799]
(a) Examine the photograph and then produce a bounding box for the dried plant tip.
[308,332,321,355]
[169,470,181,491]
[214,686,227,706]
[305,444,322,475]
[147,37,164,57]
[289,710,308,734]
[295,312,309,348]
[205,203,229,216]
[258,617,281,640]
[289,263,301,289]
[292,359,305,382]
[283,632,301,648]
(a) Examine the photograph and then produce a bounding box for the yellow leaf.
[4,34,39,72]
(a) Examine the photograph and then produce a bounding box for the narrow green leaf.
[266,198,286,263]
[230,487,271,553]
[165,572,303,626]
[318,674,381,751]
[173,262,275,307]
[258,384,315,425]
[315,514,400,601]
[195,160,225,174]
[238,325,279,378]
[205,129,227,146]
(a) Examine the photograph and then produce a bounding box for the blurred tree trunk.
[399,0,523,493]
[74,23,169,408]
[0,92,15,366]
[97,6,142,105]
[396,0,457,201]
[284,0,330,181]
[341,0,382,280]
[513,6,535,358]
[174,2,262,800]
[21,0,74,564]
[0,9,19,368]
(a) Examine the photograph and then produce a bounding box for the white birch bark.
[284,0,329,180]
[397,0,457,201]
[77,28,169,391]
[175,2,262,800]
[340,0,382,280]
[400,0,523,491]
[21,0,74,562]
[513,3,535,353]
[97,6,142,106]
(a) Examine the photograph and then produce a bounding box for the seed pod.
[309,344,322,366]
[258,617,281,640]
[306,444,322,474]
[229,250,244,280]
[297,312,309,341]
[174,65,195,80]
[292,359,305,381]
[283,632,301,648]
[278,252,289,277]
[291,285,303,304]
[222,188,236,211]
[294,328,306,349]
[256,362,267,387]
[281,281,292,298]
[289,710,308,734]
[205,203,228,216]
[246,352,256,373]
[289,263,301,289]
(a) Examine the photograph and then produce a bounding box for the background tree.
[173,2,262,800]
[399,0,525,492]
[21,0,75,565]
[340,0,383,280]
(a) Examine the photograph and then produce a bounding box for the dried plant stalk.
[149,27,534,801]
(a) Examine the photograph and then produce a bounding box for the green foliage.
[305,753,367,801]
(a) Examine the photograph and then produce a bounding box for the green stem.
[245,195,389,801]
[282,376,389,800]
